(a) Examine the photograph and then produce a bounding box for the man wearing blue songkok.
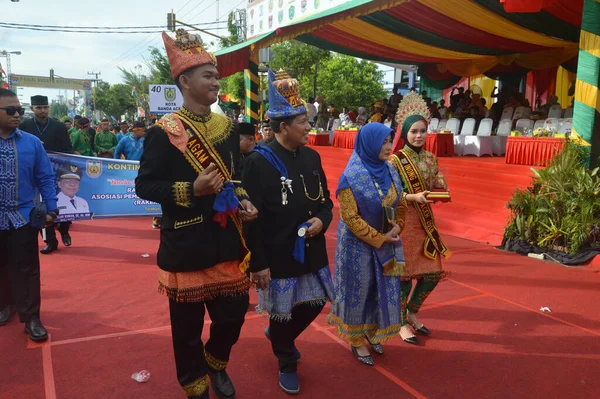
[242,70,335,395]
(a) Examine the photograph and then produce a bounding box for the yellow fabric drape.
[469,74,496,109]
[437,58,499,77]
[436,47,579,78]
[509,47,579,70]
[555,66,576,110]
[417,0,576,48]
[330,19,488,60]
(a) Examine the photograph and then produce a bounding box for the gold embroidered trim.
[382,260,405,277]
[174,215,204,229]
[173,182,193,208]
[400,270,450,282]
[234,187,248,198]
[158,276,251,303]
[326,313,402,344]
[205,351,228,372]
[182,375,209,397]
[177,107,233,146]
[180,105,213,123]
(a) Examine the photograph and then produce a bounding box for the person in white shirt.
[306,97,318,126]
[56,164,90,215]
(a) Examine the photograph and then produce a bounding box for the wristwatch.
[48,209,60,218]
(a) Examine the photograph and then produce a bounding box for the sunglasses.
[0,106,26,116]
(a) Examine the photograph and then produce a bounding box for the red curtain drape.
[525,67,558,108]
[501,0,560,13]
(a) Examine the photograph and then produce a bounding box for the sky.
[1,0,396,106]
[1,0,245,104]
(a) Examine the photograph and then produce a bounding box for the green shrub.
[504,144,600,253]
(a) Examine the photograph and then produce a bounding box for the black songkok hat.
[78,118,90,127]
[31,95,49,105]
[132,121,145,129]
[239,123,255,137]
[58,163,82,181]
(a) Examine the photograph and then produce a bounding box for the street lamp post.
[0,50,22,90]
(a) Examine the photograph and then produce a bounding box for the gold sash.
[392,151,450,260]
[173,112,251,273]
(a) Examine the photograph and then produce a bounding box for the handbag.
[29,202,48,230]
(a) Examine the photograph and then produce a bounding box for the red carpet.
[2,214,599,398]
[313,146,535,245]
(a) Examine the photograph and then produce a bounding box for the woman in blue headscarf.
[327,122,408,366]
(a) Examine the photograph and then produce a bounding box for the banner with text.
[149,84,183,114]
[48,153,161,222]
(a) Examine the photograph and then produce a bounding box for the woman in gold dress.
[390,110,451,345]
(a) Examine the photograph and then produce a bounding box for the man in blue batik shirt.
[0,89,59,342]
[114,121,146,161]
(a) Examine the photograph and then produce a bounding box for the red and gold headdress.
[395,92,431,128]
[162,29,217,79]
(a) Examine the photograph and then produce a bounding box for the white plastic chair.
[544,118,559,131]
[445,118,460,135]
[548,105,562,119]
[501,107,514,120]
[331,119,341,132]
[428,118,440,132]
[460,118,494,157]
[563,107,573,118]
[512,106,531,120]
[491,136,508,156]
[533,119,545,130]
[497,119,513,136]
[438,119,448,130]
[460,118,476,136]
[558,119,572,134]
[477,118,493,136]
[515,119,533,134]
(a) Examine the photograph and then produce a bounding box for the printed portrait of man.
[56,163,90,214]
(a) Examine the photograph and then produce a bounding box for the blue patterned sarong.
[257,266,335,322]
[328,153,404,345]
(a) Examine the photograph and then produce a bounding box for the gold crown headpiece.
[395,92,431,127]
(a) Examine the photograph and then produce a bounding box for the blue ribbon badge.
[293,222,312,264]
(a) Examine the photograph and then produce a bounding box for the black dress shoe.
[264,327,301,361]
[24,318,48,342]
[365,336,384,355]
[40,244,57,254]
[0,305,15,326]
[413,325,431,335]
[351,346,374,366]
[61,234,72,247]
[207,369,235,399]
[403,336,418,345]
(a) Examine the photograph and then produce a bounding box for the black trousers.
[269,303,324,373]
[0,224,41,322]
[169,294,249,390]
[43,222,71,247]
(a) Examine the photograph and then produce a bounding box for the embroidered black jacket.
[242,139,333,279]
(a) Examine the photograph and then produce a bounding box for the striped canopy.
[215,0,583,79]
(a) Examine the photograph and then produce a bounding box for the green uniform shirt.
[70,129,93,156]
[95,130,118,152]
